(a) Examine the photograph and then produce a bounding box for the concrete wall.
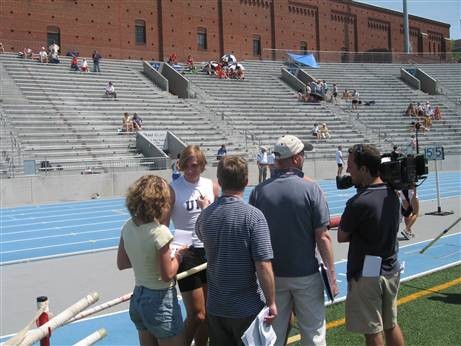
[161,63,191,99]
[281,68,305,92]
[142,61,168,92]
[415,68,439,95]
[400,68,421,90]
[2,154,459,207]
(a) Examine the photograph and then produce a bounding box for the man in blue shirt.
[250,135,338,346]
[196,155,277,346]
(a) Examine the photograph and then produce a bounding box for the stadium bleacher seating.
[187,60,368,157]
[1,53,459,176]
[0,53,244,174]
[305,62,461,154]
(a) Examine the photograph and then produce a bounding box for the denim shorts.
[129,285,184,339]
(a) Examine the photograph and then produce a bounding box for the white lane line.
[0,228,120,244]
[1,214,128,228]
[0,246,118,266]
[0,237,120,254]
[2,219,127,236]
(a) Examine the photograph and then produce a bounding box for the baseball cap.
[274,135,313,159]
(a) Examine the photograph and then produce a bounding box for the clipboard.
[319,263,335,303]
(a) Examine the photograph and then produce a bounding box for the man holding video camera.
[337,144,405,346]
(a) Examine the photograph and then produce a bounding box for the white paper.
[241,307,277,346]
[170,229,192,259]
[362,255,382,277]
[172,229,192,247]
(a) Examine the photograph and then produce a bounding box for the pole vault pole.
[419,217,461,254]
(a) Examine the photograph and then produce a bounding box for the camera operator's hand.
[330,274,339,297]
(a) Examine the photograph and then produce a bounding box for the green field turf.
[288,264,461,346]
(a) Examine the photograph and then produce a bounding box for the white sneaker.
[400,231,410,240]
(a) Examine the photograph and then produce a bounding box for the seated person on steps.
[122,112,134,132]
[105,81,117,99]
[132,113,143,131]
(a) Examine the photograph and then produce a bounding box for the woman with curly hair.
[168,145,220,346]
[117,175,187,346]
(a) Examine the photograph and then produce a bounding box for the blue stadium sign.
[424,146,444,160]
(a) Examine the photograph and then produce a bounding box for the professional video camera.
[336,153,428,190]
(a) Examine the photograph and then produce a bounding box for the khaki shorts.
[346,273,400,334]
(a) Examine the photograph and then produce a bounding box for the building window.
[197,27,207,50]
[300,41,308,54]
[135,20,146,44]
[253,35,261,56]
[47,26,60,50]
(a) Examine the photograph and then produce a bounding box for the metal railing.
[262,49,456,64]
[0,111,22,177]
[34,156,170,176]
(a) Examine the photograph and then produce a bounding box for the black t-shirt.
[340,183,401,280]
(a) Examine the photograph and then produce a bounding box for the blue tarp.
[288,53,319,68]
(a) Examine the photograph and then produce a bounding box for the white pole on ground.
[68,293,132,323]
[434,159,442,213]
[73,328,107,346]
[3,306,48,345]
[19,292,100,346]
[177,263,207,280]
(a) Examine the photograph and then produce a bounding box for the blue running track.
[1,172,460,265]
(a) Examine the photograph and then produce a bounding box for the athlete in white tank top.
[170,176,215,247]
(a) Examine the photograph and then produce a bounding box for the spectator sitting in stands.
[80,58,89,72]
[416,102,424,117]
[0,42,4,54]
[105,81,117,99]
[215,63,228,79]
[405,102,417,117]
[433,106,442,120]
[22,47,33,59]
[49,50,60,64]
[331,83,338,104]
[320,123,331,139]
[39,47,48,63]
[66,48,79,57]
[424,101,434,118]
[235,63,245,79]
[422,114,432,131]
[298,88,308,102]
[132,113,143,131]
[351,89,360,110]
[311,123,321,139]
[70,56,79,71]
[122,112,134,132]
[186,54,195,71]
[49,41,60,55]
[167,52,177,65]
[321,80,328,95]
[342,89,352,100]
[216,144,227,160]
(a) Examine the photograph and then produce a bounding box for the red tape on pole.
[328,215,341,229]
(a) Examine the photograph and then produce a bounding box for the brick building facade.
[0,0,450,62]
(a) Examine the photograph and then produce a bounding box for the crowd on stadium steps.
[16,43,103,73]
[120,112,143,133]
[202,54,246,80]
[117,135,409,346]
[404,101,443,133]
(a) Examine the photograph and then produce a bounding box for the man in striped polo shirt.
[250,135,338,346]
[196,155,277,346]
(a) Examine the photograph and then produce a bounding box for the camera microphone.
[336,175,354,190]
